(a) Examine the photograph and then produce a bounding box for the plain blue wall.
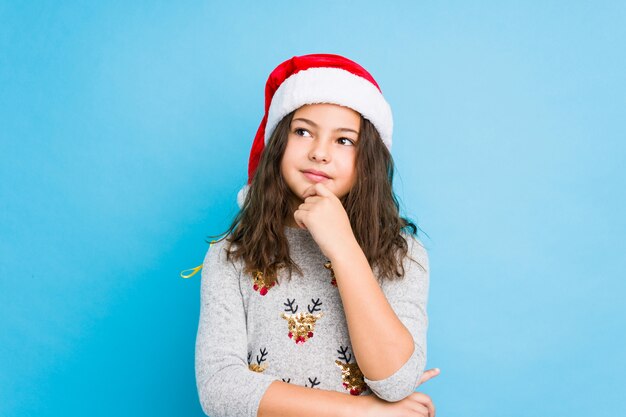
[1,1,624,416]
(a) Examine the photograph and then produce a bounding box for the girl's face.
[280,103,361,206]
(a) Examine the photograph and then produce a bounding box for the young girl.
[195,53,439,417]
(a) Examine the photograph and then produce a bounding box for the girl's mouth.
[302,171,330,182]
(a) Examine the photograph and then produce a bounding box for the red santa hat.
[237,53,393,207]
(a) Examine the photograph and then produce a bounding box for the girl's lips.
[302,171,330,183]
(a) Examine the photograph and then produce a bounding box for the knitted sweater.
[195,225,430,417]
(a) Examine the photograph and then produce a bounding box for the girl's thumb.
[417,368,441,385]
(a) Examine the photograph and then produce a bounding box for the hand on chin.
[292,183,355,257]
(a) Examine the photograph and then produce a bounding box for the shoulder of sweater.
[400,232,429,271]
[203,236,239,269]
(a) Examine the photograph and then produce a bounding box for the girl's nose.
[308,139,331,163]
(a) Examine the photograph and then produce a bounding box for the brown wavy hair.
[208,109,425,285]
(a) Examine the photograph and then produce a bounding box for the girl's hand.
[357,368,440,417]
[360,392,436,417]
[293,182,355,258]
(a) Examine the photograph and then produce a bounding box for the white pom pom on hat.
[238,53,393,208]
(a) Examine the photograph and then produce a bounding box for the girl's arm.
[195,241,282,417]
[328,235,430,401]
[257,380,363,417]
[293,182,430,402]
[258,372,440,417]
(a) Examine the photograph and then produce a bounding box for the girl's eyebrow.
[292,118,359,135]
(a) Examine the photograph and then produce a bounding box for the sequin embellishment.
[248,347,269,373]
[281,298,324,344]
[335,345,368,395]
[252,270,277,296]
[324,261,338,287]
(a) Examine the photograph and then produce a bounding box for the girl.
[195,53,439,417]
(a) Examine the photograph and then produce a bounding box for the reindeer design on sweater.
[281,298,324,344]
[335,345,368,395]
[252,270,277,296]
[248,347,269,373]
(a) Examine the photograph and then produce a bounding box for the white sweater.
[195,225,430,417]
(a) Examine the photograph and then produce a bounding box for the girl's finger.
[417,368,440,385]
[302,184,321,199]
[293,210,307,229]
[316,182,334,195]
[410,392,435,417]
[308,182,333,199]
[409,402,429,416]
[303,195,323,203]
[297,202,314,211]
[425,398,435,417]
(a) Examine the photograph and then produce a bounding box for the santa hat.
[237,53,393,207]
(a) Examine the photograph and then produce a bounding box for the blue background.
[1,1,624,416]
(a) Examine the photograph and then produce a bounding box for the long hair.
[208,109,425,285]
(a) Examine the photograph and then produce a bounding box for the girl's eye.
[294,128,311,137]
[337,137,356,146]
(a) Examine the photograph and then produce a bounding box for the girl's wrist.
[326,234,361,264]
[345,394,373,417]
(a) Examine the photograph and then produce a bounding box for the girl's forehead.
[292,103,361,126]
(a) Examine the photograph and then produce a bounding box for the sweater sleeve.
[363,235,430,402]
[195,240,281,417]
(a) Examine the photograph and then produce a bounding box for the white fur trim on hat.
[237,184,249,208]
[264,67,393,149]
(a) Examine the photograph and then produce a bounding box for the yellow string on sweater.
[180,240,217,279]
[180,264,203,278]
